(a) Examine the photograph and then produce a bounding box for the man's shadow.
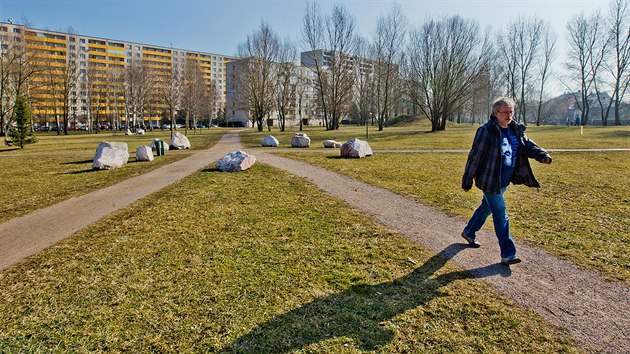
[221,243,510,353]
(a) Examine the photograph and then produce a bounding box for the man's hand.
[541,157,552,164]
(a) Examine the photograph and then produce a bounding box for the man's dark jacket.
[462,115,552,194]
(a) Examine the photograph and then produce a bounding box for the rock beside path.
[170,132,191,150]
[340,138,373,158]
[216,150,256,172]
[291,133,310,148]
[93,142,129,170]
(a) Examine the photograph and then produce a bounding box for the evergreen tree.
[6,96,37,148]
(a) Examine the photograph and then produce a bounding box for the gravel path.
[0,131,627,353]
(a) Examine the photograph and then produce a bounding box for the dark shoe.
[461,232,481,248]
[501,256,522,266]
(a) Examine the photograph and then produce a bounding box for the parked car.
[161,124,171,129]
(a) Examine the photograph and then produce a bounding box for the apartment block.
[0,21,233,129]
[226,57,323,128]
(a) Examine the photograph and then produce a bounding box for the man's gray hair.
[492,97,516,114]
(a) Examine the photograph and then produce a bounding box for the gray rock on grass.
[135,145,154,161]
[262,135,279,147]
[216,150,256,172]
[291,133,310,148]
[170,132,191,150]
[340,138,373,158]
[323,140,342,148]
[93,142,130,170]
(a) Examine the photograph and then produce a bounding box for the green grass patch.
[0,130,223,222]
[0,164,579,352]
[276,151,630,285]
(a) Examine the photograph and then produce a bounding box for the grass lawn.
[239,120,630,150]
[242,122,629,284]
[0,164,580,352]
[0,129,223,223]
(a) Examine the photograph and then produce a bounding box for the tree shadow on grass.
[62,159,93,165]
[65,169,97,174]
[599,130,630,139]
[221,244,510,353]
[0,147,21,153]
[201,167,221,173]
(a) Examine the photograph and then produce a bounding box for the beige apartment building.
[1,21,233,130]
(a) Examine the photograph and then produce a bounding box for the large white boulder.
[92,142,129,170]
[216,150,256,172]
[136,145,154,161]
[291,133,310,148]
[262,135,279,147]
[124,129,132,135]
[340,138,373,158]
[323,139,342,148]
[169,132,191,150]
[136,128,145,135]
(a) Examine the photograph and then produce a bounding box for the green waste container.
[154,138,164,156]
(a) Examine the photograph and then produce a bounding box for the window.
[80,38,85,43]
[12,28,20,33]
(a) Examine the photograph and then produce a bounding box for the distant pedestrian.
[461,97,552,266]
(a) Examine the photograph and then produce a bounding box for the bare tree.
[609,0,630,125]
[497,17,544,124]
[158,61,183,136]
[274,39,297,132]
[566,11,609,126]
[181,58,206,134]
[1,30,40,138]
[294,66,314,131]
[106,68,125,132]
[406,16,488,131]
[353,36,375,129]
[125,58,151,131]
[534,24,558,126]
[302,2,357,130]
[372,3,407,130]
[235,21,280,131]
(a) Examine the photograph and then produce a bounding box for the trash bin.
[154,138,164,156]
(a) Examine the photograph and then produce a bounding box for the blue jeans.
[463,187,517,258]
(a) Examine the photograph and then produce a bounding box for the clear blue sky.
[0,0,609,58]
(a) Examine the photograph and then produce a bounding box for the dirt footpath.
[0,131,627,353]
